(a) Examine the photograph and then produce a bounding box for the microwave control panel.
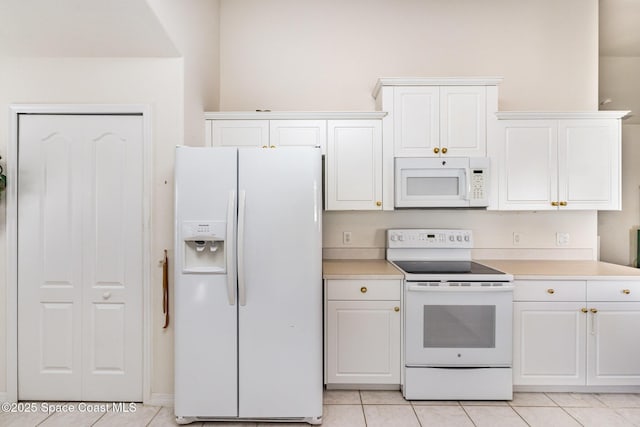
[470,170,486,200]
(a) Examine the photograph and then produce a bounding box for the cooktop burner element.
[386,229,513,282]
[392,260,506,276]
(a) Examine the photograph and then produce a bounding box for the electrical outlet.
[513,232,522,246]
[556,232,570,246]
[343,231,352,245]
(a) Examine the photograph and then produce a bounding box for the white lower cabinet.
[324,279,401,387]
[514,279,640,389]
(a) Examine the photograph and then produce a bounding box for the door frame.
[7,104,152,403]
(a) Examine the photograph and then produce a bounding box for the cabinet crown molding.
[372,77,503,98]
[204,111,387,120]
[496,111,631,120]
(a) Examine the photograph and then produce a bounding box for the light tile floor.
[1,391,640,426]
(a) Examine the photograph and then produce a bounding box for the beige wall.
[0,57,183,396]
[148,0,221,146]
[598,56,640,266]
[219,0,601,260]
[219,0,598,111]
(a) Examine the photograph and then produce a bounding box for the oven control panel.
[387,229,473,249]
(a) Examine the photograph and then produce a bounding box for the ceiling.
[0,0,179,57]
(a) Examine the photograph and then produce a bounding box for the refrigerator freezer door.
[237,147,323,419]
[174,147,238,418]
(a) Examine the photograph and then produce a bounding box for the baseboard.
[146,393,174,407]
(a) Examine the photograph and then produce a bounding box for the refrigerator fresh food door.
[174,147,238,418]
[237,147,323,419]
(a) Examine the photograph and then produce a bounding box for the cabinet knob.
[262,145,268,148]
[433,147,440,154]
[270,145,276,148]
[394,306,400,312]
[547,288,555,294]
[551,201,559,207]
[590,308,598,314]
[581,307,588,313]
[623,289,631,295]
[441,147,448,154]
[360,286,367,293]
[102,292,112,300]
[559,201,567,206]
[376,201,382,207]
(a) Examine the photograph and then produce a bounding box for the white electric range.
[387,229,514,401]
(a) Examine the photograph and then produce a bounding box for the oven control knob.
[390,235,397,241]
[456,235,462,242]
[449,236,455,242]
[464,235,470,242]
[398,235,405,241]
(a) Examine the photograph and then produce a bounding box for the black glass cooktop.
[393,261,505,275]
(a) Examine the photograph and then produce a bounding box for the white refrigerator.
[174,146,323,425]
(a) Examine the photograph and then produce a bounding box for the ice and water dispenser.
[181,221,227,273]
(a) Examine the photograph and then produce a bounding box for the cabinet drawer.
[587,281,640,302]
[326,280,400,301]
[513,280,585,302]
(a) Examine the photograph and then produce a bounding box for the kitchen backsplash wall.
[323,210,598,261]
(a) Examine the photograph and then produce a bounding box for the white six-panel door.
[18,114,143,401]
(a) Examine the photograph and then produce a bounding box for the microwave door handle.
[464,168,471,200]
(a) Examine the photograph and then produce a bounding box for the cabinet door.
[269,120,326,154]
[587,302,640,386]
[440,86,486,157]
[393,87,439,156]
[558,120,620,210]
[325,120,382,210]
[326,300,400,385]
[211,120,269,147]
[513,302,586,386]
[497,120,558,210]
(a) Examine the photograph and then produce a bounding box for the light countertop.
[323,259,640,281]
[322,259,403,279]
[479,260,640,281]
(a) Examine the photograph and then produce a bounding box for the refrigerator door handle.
[226,190,236,305]
[238,190,247,306]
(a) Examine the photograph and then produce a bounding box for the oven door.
[404,282,513,367]
[395,158,470,208]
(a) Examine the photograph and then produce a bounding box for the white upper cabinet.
[325,120,383,210]
[494,112,628,211]
[211,120,269,147]
[393,87,439,156]
[440,86,487,157]
[375,78,499,158]
[393,86,487,157]
[269,120,326,149]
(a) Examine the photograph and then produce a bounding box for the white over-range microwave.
[395,157,490,208]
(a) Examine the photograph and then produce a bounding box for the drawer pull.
[394,306,400,312]
[623,289,631,295]
[581,307,588,313]
[547,288,555,294]
[360,286,367,293]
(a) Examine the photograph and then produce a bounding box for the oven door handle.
[407,284,514,292]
